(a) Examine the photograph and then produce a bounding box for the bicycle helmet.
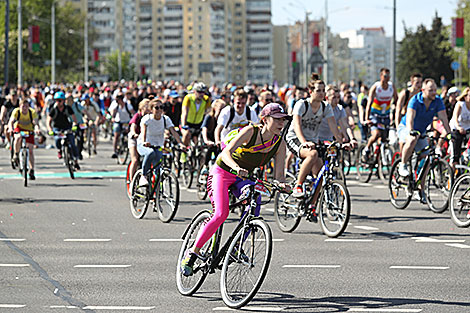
[193,82,207,92]
[54,91,65,100]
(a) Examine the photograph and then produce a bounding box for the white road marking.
[0,238,26,242]
[354,226,379,231]
[182,187,196,193]
[83,306,155,310]
[64,239,112,242]
[325,239,374,242]
[149,238,183,242]
[0,304,26,308]
[445,243,470,249]
[283,264,340,268]
[0,264,30,267]
[213,306,284,311]
[50,305,77,309]
[264,208,274,212]
[411,237,465,243]
[347,309,422,312]
[389,266,449,270]
[74,265,131,268]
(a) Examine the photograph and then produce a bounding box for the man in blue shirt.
[397,78,450,201]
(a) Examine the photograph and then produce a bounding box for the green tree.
[0,0,86,85]
[397,13,453,86]
[104,50,134,81]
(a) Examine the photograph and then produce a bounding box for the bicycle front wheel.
[129,170,150,219]
[318,180,351,237]
[176,210,213,296]
[273,191,302,232]
[182,161,193,189]
[425,158,453,213]
[449,174,470,227]
[21,149,28,187]
[156,169,180,223]
[196,165,209,200]
[65,146,75,179]
[220,218,272,309]
[125,162,132,199]
[388,159,412,209]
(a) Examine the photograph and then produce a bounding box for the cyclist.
[180,82,211,146]
[81,94,103,155]
[363,68,398,162]
[109,92,135,158]
[397,78,450,202]
[137,99,184,187]
[200,99,227,171]
[46,91,81,169]
[0,90,20,146]
[357,85,369,142]
[286,74,345,198]
[394,73,423,128]
[8,99,40,180]
[163,90,182,127]
[449,87,470,171]
[180,103,290,276]
[68,93,85,160]
[251,90,273,115]
[215,88,259,145]
[128,99,151,184]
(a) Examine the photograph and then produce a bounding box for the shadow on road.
[351,213,448,223]
[0,198,93,204]
[33,182,106,188]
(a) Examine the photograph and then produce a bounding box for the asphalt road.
[0,139,469,313]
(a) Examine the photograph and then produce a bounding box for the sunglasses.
[154,106,163,110]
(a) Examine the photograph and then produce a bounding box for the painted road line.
[0,264,30,267]
[50,306,78,309]
[445,243,470,249]
[182,187,196,193]
[325,239,374,242]
[265,208,274,212]
[149,238,183,242]
[411,237,465,243]
[74,265,132,268]
[390,266,449,270]
[213,306,284,311]
[347,309,422,312]
[283,265,340,268]
[0,304,26,308]
[0,238,26,242]
[64,239,112,242]
[83,306,155,310]
[354,226,379,231]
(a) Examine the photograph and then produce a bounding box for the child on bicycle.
[137,99,184,187]
[180,103,291,276]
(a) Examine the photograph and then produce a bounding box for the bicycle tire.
[10,141,17,169]
[22,148,28,187]
[318,180,351,237]
[425,158,453,213]
[356,144,373,183]
[273,191,302,232]
[126,161,132,199]
[156,169,180,223]
[388,158,412,210]
[196,165,209,200]
[129,170,150,219]
[220,218,272,309]
[87,128,92,157]
[176,210,213,296]
[65,146,75,179]
[378,146,393,184]
[449,174,470,227]
[182,161,193,189]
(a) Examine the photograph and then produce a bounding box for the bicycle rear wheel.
[156,169,180,223]
[182,161,193,189]
[425,158,453,213]
[196,165,209,200]
[449,174,470,227]
[117,140,129,165]
[220,218,272,309]
[126,162,132,199]
[388,159,412,209]
[318,180,351,237]
[21,149,28,187]
[378,146,393,184]
[65,146,75,179]
[176,210,213,296]
[356,145,373,182]
[273,191,302,232]
[129,170,150,219]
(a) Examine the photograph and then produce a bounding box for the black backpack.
[301,99,326,118]
[225,105,252,128]
[16,108,34,123]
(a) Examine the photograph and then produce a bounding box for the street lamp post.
[4,0,9,86]
[84,1,88,82]
[51,1,56,84]
[324,0,328,84]
[17,0,22,86]
[392,0,396,86]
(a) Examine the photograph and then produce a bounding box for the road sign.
[451,61,460,71]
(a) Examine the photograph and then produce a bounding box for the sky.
[271,0,459,40]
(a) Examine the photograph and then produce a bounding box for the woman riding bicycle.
[128,99,151,184]
[180,102,291,276]
[200,99,227,171]
[450,87,470,171]
[137,99,184,187]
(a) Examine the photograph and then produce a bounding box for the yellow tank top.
[182,94,211,124]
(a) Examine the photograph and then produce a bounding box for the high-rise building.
[67,0,273,85]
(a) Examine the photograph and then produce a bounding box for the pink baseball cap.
[260,103,290,119]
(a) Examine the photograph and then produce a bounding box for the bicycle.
[176,173,284,308]
[274,142,351,237]
[52,130,76,179]
[356,123,394,184]
[196,145,220,200]
[129,145,180,221]
[388,134,453,212]
[116,123,130,165]
[449,173,470,227]
[14,131,32,187]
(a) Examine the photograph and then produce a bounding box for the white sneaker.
[398,163,410,177]
[139,175,149,187]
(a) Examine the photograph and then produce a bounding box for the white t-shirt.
[217,105,259,140]
[451,101,470,130]
[109,100,133,123]
[138,114,174,147]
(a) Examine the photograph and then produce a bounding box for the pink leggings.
[194,164,261,249]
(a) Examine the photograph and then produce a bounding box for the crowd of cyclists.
[2,69,470,307]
